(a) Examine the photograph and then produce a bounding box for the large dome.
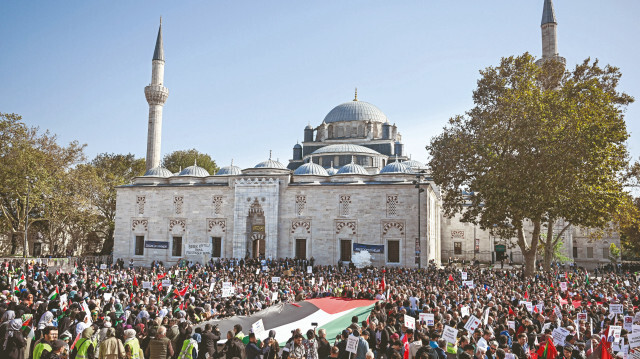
[294,162,329,176]
[323,101,388,124]
[310,144,380,155]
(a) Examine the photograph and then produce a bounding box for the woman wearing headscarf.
[36,311,54,340]
[1,318,26,359]
[0,310,16,346]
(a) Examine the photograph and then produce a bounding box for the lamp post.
[413,171,426,269]
[23,176,37,258]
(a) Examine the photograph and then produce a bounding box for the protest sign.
[462,280,474,288]
[100,264,107,270]
[252,319,265,337]
[508,321,515,331]
[629,333,640,349]
[609,325,622,342]
[461,272,467,280]
[461,306,470,317]
[464,315,482,332]
[184,243,212,256]
[346,335,359,354]
[272,277,281,283]
[560,282,567,291]
[442,326,458,344]
[611,304,624,315]
[578,313,588,322]
[420,313,435,326]
[625,316,634,332]
[307,266,313,274]
[142,281,152,289]
[405,315,416,329]
[162,279,171,287]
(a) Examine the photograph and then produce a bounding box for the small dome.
[144,166,173,177]
[293,143,302,149]
[255,159,286,169]
[326,166,338,175]
[294,162,329,176]
[336,162,369,175]
[404,159,425,169]
[323,101,388,124]
[216,165,242,176]
[310,144,380,155]
[380,161,413,174]
[305,124,313,130]
[179,165,210,177]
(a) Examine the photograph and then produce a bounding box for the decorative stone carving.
[295,195,306,216]
[207,218,226,233]
[451,230,464,238]
[173,196,183,215]
[251,232,265,241]
[382,221,405,236]
[336,221,357,234]
[136,196,146,215]
[131,219,148,232]
[291,220,311,234]
[212,196,223,215]
[169,219,186,233]
[339,195,351,217]
[386,195,398,217]
[235,178,278,185]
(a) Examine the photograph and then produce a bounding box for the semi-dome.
[380,161,413,174]
[216,164,242,176]
[294,162,329,176]
[255,159,286,169]
[310,144,380,155]
[336,162,369,175]
[179,165,210,177]
[323,101,388,124]
[144,166,173,177]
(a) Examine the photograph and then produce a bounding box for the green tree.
[0,113,85,256]
[77,153,146,254]
[609,243,621,264]
[427,54,633,276]
[162,149,218,175]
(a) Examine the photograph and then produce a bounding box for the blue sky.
[1,1,639,170]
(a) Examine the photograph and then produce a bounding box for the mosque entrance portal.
[247,198,266,259]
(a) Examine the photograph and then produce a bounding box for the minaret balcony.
[145,85,169,105]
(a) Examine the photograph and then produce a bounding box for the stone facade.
[114,172,440,267]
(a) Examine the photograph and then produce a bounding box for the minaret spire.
[145,18,169,171]
[538,0,565,64]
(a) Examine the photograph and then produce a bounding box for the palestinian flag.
[48,287,59,300]
[17,275,25,287]
[536,338,558,359]
[21,314,32,330]
[133,276,138,287]
[98,283,107,290]
[209,297,376,347]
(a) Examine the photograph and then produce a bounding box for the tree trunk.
[517,218,541,277]
[523,249,537,277]
[10,232,17,255]
[543,219,555,272]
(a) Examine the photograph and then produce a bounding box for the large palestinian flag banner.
[204,297,377,346]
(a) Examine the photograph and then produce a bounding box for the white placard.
[633,324,640,333]
[272,277,280,283]
[252,319,265,337]
[508,321,515,330]
[560,282,567,291]
[319,277,324,286]
[307,266,312,274]
[505,354,516,359]
[482,308,490,325]
[625,316,634,332]
[142,281,152,289]
[222,281,233,289]
[462,280,474,288]
[442,326,458,344]
[162,279,171,287]
[524,302,533,313]
[625,280,631,287]
[464,315,482,332]
[611,304,624,314]
[420,313,434,326]
[461,306,470,317]
[209,282,215,293]
[184,243,212,256]
[346,335,359,354]
[554,306,563,319]
[578,312,588,322]
[222,286,234,298]
[256,268,260,274]
[629,332,640,349]
[461,272,467,280]
[609,325,622,342]
[103,293,112,301]
[536,304,544,313]
[271,291,278,302]
[100,264,107,270]
[262,266,268,271]
[552,328,567,346]
[405,315,416,329]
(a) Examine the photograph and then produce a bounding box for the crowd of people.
[0,256,637,359]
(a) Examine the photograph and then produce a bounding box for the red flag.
[380,275,386,292]
[448,274,454,281]
[174,283,189,297]
[508,306,515,315]
[524,291,529,300]
[133,276,138,287]
[600,336,613,359]
[158,282,163,292]
[179,301,184,310]
[157,272,167,280]
[536,338,558,359]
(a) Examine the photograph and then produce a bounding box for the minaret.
[538,0,565,65]
[144,18,169,171]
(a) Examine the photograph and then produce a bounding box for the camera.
[311,322,318,327]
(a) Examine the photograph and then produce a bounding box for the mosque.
[113,0,619,269]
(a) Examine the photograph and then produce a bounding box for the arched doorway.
[247,198,266,259]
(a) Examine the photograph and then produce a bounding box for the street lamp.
[413,171,426,269]
[23,176,37,258]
